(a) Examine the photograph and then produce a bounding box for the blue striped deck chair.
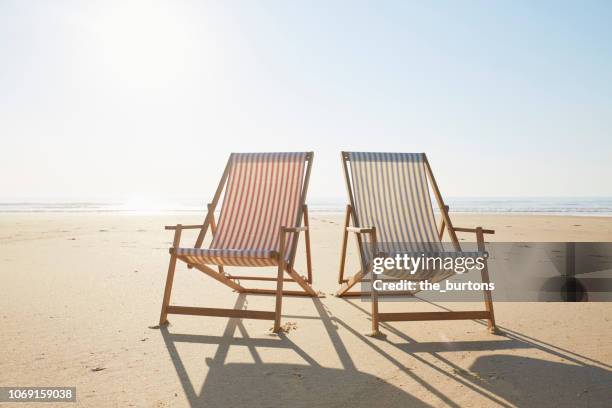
[337,152,497,336]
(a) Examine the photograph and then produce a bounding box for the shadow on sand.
[159,295,611,408]
[468,354,611,407]
[160,295,429,407]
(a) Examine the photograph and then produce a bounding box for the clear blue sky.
[1,0,611,204]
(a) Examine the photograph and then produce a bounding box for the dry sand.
[0,213,611,407]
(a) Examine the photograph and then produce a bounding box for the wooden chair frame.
[159,152,317,333]
[336,152,497,336]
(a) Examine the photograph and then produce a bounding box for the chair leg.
[303,204,313,284]
[336,269,364,296]
[476,227,497,333]
[273,264,285,332]
[273,233,286,333]
[159,254,178,325]
[338,205,351,284]
[160,228,182,326]
[369,278,381,337]
[482,266,497,333]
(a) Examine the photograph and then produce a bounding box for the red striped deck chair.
[159,152,317,333]
[337,152,497,336]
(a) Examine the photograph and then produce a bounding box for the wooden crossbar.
[378,311,491,322]
[190,263,245,292]
[166,306,275,320]
[240,288,315,297]
[337,291,416,297]
[228,275,295,282]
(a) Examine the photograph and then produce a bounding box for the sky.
[1,0,611,205]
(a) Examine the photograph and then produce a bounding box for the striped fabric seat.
[176,152,307,267]
[348,152,453,282]
[175,248,277,267]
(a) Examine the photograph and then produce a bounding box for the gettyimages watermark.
[370,252,494,293]
[359,242,612,302]
[371,252,488,275]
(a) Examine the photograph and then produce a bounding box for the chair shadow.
[468,354,612,408]
[159,294,433,408]
[159,293,611,408]
[339,298,612,408]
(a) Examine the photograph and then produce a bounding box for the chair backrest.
[343,152,444,260]
[211,152,312,260]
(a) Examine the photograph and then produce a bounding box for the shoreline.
[2,210,612,217]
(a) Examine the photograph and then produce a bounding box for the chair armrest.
[281,226,308,233]
[453,227,495,234]
[165,224,205,231]
[347,226,376,234]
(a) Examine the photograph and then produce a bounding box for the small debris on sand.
[91,367,106,372]
[271,321,298,334]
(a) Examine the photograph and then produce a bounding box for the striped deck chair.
[337,152,497,336]
[159,152,317,333]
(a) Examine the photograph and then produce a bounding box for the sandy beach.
[4,0,612,405]
[0,212,610,407]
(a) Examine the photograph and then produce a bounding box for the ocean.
[1,197,612,216]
